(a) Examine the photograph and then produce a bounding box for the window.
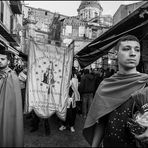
[62,28,65,36]
[45,11,48,15]
[36,34,45,43]
[65,25,72,36]
[128,11,131,15]
[92,29,97,39]
[95,12,98,17]
[100,18,104,24]
[79,26,85,37]
[0,1,4,22]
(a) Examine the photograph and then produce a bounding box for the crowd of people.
[1,34,148,147]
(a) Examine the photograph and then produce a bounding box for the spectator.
[104,68,111,78]
[18,67,27,111]
[110,69,115,76]
[0,41,23,147]
[79,69,97,118]
[93,69,103,93]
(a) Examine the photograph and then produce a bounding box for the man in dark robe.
[0,40,23,147]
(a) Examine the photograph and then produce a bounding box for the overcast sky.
[25,1,140,16]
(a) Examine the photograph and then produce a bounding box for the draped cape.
[83,72,148,145]
[0,68,24,147]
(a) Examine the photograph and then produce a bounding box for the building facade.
[0,0,26,70]
[0,1,24,54]
[113,1,146,25]
[22,6,67,54]
[61,1,113,69]
[23,0,113,61]
[62,1,112,48]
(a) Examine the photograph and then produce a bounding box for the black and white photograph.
[0,1,148,147]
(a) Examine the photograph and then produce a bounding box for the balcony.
[10,1,22,14]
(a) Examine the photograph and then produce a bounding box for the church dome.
[77,1,103,12]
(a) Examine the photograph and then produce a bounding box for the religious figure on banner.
[26,40,73,119]
[42,61,55,94]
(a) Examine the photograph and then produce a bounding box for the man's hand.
[134,128,148,143]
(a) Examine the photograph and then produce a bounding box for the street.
[24,113,90,147]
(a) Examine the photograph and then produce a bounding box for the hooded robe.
[0,67,24,147]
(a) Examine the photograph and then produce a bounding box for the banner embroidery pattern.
[26,40,73,119]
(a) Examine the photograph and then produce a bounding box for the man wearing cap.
[0,41,23,147]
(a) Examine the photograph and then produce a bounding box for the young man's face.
[117,40,140,70]
[0,54,10,69]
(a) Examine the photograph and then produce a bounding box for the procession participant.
[83,35,148,147]
[19,67,27,111]
[0,40,24,147]
[59,67,80,132]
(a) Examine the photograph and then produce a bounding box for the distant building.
[77,0,103,21]
[22,6,67,53]
[62,1,112,48]
[113,1,146,25]
[0,0,24,54]
[61,1,113,70]
[23,0,113,59]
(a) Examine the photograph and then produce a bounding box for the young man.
[0,41,23,147]
[82,35,148,147]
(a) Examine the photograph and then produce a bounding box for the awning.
[19,51,28,61]
[9,45,28,61]
[8,44,19,55]
[0,22,19,46]
[75,2,148,68]
[0,35,19,55]
[0,34,28,61]
[0,21,27,59]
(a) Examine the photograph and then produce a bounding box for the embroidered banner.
[25,39,73,120]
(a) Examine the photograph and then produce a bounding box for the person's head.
[84,69,89,75]
[72,66,76,74]
[110,69,115,75]
[0,41,11,70]
[115,35,141,73]
[22,67,27,75]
